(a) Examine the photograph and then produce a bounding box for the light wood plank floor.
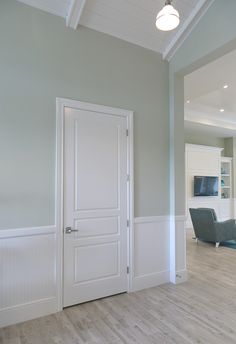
[1,230,236,344]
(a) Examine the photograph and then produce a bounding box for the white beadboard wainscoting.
[0,215,187,328]
[0,225,58,328]
[132,216,170,291]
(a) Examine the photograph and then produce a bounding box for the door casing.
[55,98,134,311]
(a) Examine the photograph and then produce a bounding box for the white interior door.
[63,106,128,307]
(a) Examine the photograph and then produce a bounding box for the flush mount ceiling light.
[156,0,180,31]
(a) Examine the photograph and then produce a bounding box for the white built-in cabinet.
[185,144,233,228]
[221,157,232,199]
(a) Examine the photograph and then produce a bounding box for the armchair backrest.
[189,208,217,241]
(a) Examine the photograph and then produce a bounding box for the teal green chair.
[189,208,236,247]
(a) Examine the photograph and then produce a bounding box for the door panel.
[74,117,120,210]
[74,216,119,238]
[63,107,128,307]
[74,242,119,283]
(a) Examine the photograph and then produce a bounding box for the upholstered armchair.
[189,208,236,247]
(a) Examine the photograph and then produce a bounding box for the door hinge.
[127,266,130,274]
[126,129,129,136]
[127,219,130,227]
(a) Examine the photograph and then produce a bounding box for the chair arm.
[214,219,236,242]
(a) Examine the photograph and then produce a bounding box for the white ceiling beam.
[66,0,87,29]
[162,0,215,61]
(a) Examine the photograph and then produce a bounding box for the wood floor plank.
[1,229,236,343]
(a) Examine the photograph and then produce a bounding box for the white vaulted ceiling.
[16,0,214,60]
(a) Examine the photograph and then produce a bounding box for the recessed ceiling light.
[223,85,229,89]
[186,100,190,104]
[220,108,225,112]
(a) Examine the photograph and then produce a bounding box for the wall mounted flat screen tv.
[194,176,218,196]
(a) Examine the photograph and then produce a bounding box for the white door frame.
[55,97,134,311]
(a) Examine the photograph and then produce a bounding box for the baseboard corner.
[170,269,188,284]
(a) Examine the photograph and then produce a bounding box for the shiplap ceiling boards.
[16,0,214,60]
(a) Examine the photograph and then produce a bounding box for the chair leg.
[216,242,220,248]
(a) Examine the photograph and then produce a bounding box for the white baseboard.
[132,270,170,292]
[0,297,58,328]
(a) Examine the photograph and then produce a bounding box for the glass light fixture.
[156,0,180,31]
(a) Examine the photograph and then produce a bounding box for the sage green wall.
[170,0,236,215]
[0,0,169,229]
[169,72,185,215]
[224,138,233,158]
[185,132,225,149]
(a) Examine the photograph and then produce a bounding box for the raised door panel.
[74,117,120,211]
[74,242,119,283]
[74,216,119,238]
